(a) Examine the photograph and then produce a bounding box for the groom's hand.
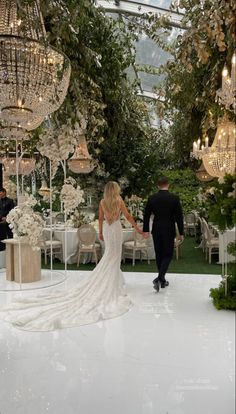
[143,232,150,239]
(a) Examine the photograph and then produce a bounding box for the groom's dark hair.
[157,176,169,187]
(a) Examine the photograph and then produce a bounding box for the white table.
[44,227,78,264]
[218,227,236,264]
[44,227,156,264]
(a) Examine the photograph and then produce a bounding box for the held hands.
[136,227,150,239]
[177,235,184,242]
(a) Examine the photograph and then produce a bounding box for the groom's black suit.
[143,190,184,284]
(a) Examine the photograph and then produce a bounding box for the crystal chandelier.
[0,126,30,141]
[192,118,236,178]
[68,135,95,174]
[2,156,36,175]
[195,162,214,182]
[38,179,50,198]
[0,0,71,130]
[216,51,236,113]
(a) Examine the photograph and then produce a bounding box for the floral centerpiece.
[124,195,144,221]
[60,177,84,214]
[66,209,95,228]
[7,195,45,250]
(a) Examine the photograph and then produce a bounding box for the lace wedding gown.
[1,220,132,331]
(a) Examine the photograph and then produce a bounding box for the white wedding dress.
[1,219,132,331]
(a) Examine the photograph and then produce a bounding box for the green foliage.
[134,0,236,166]
[148,168,200,213]
[207,174,236,231]
[206,174,236,310]
[210,262,236,310]
[30,1,162,198]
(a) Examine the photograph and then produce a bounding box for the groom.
[143,176,184,292]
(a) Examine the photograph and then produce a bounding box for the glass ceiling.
[96,0,185,125]
[122,0,173,8]
[97,0,184,97]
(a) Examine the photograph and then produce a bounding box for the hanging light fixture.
[0,126,30,141]
[195,162,214,182]
[192,117,236,178]
[38,179,50,198]
[0,0,71,130]
[216,50,236,113]
[2,155,36,176]
[68,134,95,174]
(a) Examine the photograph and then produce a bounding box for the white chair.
[198,216,206,252]
[122,229,150,266]
[184,212,197,237]
[202,218,219,264]
[40,232,63,265]
[54,213,64,224]
[174,224,183,260]
[77,224,101,266]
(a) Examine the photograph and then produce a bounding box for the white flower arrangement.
[90,219,99,231]
[37,122,78,178]
[118,176,129,190]
[124,194,144,221]
[6,195,45,250]
[227,183,236,199]
[60,177,85,213]
[66,210,95,228]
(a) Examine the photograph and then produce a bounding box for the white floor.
[0,272,235,414]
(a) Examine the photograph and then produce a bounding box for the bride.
[1,181,143,331]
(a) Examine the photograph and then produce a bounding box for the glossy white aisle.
[0,272,235,414]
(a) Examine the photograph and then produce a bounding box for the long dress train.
[0,220,132,331]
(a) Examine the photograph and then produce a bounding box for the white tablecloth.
[218,227,236,264]
[44,227,156,264]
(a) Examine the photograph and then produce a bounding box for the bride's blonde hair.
[103,181,121,222]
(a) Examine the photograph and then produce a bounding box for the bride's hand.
[99,232,104,241]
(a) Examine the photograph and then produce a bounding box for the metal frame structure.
[96,0,185,28]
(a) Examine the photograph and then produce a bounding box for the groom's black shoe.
[160,280,169,288]
[153,280,160,292]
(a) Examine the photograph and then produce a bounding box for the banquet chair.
[198,216,206,252]
[174,224,183,260]
[77,224,101,266]
[184,212,197,237]
[40,232,63,265]
[202,218,219,264]
[122,229,150,266]
[54,213,64,224]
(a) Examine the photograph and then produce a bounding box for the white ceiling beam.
[96,0,184,28]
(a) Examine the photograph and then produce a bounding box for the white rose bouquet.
[60,177,85,213]
[6,195,45,250]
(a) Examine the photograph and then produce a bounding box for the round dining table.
[44,225,155,264]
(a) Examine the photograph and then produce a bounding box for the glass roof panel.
[135,36,171,67]
[123,0,173,9]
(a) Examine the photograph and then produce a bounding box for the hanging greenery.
[128,0,236,166]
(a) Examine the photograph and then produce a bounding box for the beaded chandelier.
[38,179,50,198]
[192,118,236,178]
[2,156,36,176]
[0,0,71,131]
[216,51,236,113]
[68,135,95,174]
[195,162,214,182]
[0,126,30,141]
